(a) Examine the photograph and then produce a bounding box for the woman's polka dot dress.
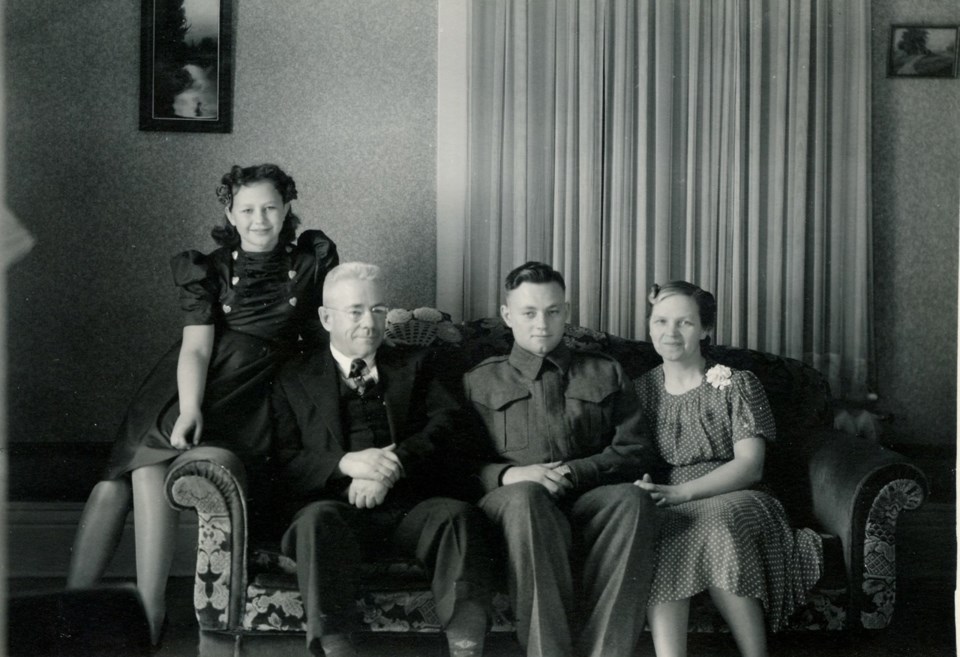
[635,363,823,631]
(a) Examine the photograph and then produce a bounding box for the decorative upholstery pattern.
[165,448,250,632]
[359,591,440,632]
[170,477,234,630]
[245,585,305,632]
[194,514,232,628]
[860,478,926,629]
[785,588,848,631]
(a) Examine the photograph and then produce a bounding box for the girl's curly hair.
[211,163,301,248]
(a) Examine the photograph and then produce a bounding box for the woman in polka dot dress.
[634,281,822,657]
[67,164,338,644]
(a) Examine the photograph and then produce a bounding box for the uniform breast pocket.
[494,401,530,453]
[565,381,620,452]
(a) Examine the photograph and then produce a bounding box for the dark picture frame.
[887,24,959,78]
[139,0,234,132]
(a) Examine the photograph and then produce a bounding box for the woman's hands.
[170,409,203,450]
[636,438,765,506]
[634,473,690,507]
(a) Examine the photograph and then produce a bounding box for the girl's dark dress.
[104,230,338,479]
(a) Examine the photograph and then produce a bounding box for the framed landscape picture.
[888,25,959,78]
[139,0,234,132]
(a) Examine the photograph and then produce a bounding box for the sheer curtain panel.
[438,0,872,399]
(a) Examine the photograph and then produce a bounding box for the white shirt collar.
[329,344,379,382]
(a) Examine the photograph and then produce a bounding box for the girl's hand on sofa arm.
[170,409,203,450]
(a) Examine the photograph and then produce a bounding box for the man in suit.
[462,261,661,657]
[271,262,494,657]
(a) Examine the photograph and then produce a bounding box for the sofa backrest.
[387,310,834,523]
[386,311,834,434]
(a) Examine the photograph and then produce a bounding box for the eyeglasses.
[323,305,390,323]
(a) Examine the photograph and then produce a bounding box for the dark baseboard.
[8,441,115,502]
[8,501,199,579]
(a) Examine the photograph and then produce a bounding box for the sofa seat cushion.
[241,579,847,635]
[245,550,443,633]
[245,547,519,633]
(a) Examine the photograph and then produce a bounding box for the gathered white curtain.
[438,0,872,399]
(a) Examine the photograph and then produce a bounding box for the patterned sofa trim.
[860,478,926,629]
[164,447,249,631]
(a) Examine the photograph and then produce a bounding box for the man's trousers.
[479,481,659,657]
[282,496,496,650]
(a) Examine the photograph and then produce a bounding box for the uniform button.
[231,276,239,285]
[232,251,239,260]
[288,270,296,279]
[289,297,297,306]
[223,305,232,313]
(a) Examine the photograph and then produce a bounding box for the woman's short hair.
[322,262,382,304]
[647,280,717,332]
[504,261,566,292]
[211,163,301,248]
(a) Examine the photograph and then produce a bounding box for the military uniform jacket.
[463,342,658,493]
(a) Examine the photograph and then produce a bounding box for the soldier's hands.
[502,461,574,496]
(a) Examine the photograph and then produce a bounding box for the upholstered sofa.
[164,311,928,656]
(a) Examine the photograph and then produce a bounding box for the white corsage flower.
[412,307,444,323]
[705,364,733,390]
[387,308,413,325]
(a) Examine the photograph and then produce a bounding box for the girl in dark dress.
[67,164,338,644]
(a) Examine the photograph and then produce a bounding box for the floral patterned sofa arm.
[164,446,250,633]
[800,429,928,629]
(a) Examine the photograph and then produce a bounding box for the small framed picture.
[888,25,959,78]
[139,0,234,132]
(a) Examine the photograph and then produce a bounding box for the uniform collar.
[508,341,571,380]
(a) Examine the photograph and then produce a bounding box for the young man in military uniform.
[463,261,661,657]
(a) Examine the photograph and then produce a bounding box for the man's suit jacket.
[270,345,462,517]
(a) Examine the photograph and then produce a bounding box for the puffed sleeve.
[170,250,219,326]
[297,229,340,288]
[730,370,777,443]
[292,230,339,347]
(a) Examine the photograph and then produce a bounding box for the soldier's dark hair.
[504,261,566,292]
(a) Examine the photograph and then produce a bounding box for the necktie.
[349,358,368,395]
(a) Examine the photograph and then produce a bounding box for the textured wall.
[871,0,959,445]
[6,0,438,444]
